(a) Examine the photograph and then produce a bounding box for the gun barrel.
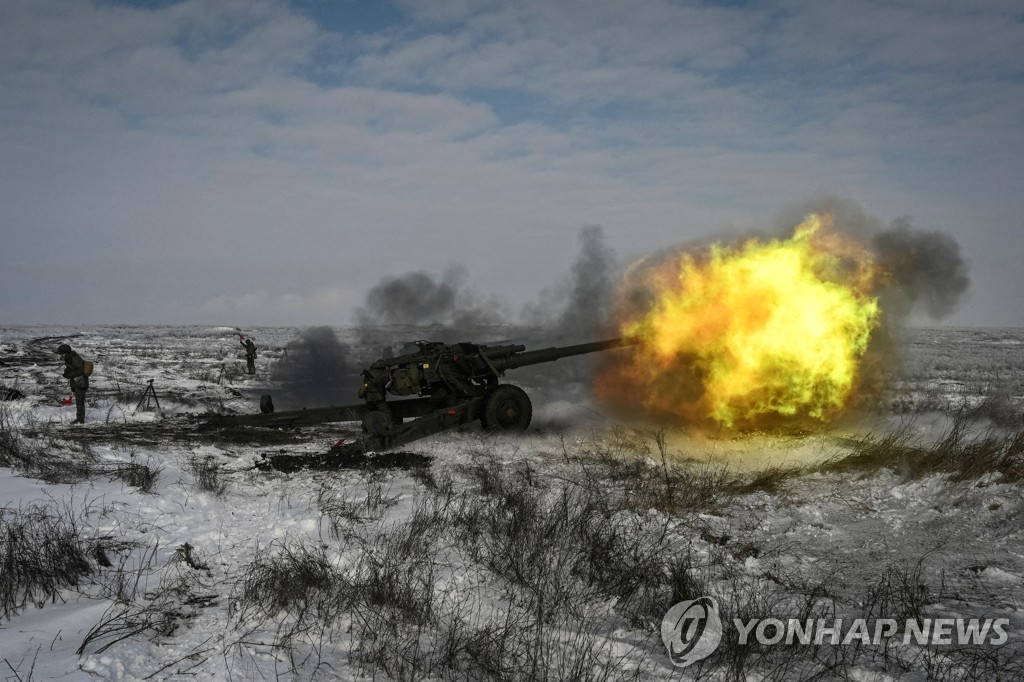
[488,337,637,372]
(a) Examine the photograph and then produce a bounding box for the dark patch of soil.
[257,448,432,473]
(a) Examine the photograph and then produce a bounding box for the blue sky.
[1,0,1021,327]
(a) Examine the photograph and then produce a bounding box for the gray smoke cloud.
[871,218,970,321]
[270,326,361,407]
[351,226,622,350]
[522,225,619,341]
[354,265,509,344]
[511,226,622,400]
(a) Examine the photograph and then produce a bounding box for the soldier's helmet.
[57,344,72,355]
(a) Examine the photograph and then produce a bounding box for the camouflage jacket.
[63,351,89,390]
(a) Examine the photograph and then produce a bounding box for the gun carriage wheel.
[482,384,532,431]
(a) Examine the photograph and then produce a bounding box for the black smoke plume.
[522,225,618,341]
[512,226,621,402]
[871,218,970,321]
[354,265,508,344]
[270,326,361,407]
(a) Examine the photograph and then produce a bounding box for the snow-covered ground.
[1,325,1022,680]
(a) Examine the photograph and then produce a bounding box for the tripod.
[136,379,161,412]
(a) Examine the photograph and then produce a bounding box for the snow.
[0,325,1022,680]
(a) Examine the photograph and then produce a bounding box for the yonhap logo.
[659,597,1010,669]
[661,596,723,667]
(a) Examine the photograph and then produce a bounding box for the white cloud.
[358,0,759,106]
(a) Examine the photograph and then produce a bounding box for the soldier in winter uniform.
[240,335,257,375]
[57,343,88,423]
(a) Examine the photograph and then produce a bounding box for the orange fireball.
[596,214,884,429]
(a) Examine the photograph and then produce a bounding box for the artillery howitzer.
[207,336,636,470]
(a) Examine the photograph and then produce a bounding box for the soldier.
[56,343,88,423]
[240,335,257,375]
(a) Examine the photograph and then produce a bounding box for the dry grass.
[819,413,1024,484]
[0,503,94,620]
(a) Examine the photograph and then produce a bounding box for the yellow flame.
[598,214,882,429]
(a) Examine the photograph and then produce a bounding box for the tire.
[482,384,532,432]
